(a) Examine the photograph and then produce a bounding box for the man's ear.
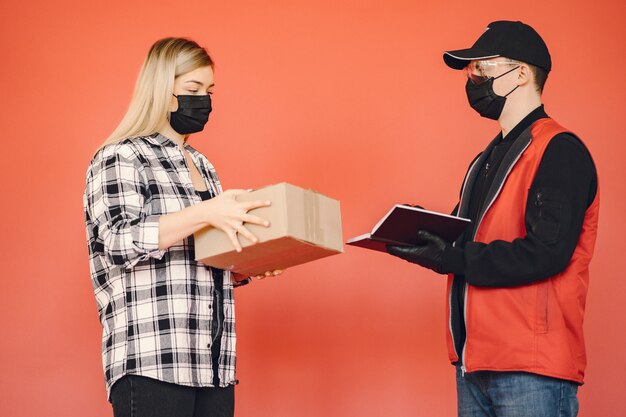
[517,63,533,87]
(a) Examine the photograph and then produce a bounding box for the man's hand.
[386,230,448,274]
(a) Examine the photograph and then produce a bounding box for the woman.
[84,37,277,417]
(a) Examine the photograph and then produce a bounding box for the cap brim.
[443,49,500,70]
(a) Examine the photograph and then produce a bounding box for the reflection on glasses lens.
[465,60,519,85]
[468,73,490,85]
[464,66,490,85]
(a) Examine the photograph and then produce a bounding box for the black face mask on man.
[169,94,212,134]
[465,65,520,120]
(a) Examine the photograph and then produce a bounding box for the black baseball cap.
[443,21,552,72]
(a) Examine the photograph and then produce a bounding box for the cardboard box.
[194,183,344,276]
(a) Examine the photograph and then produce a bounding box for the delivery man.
[386,21,599,417]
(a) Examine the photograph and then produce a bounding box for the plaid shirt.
[84,133,238,399]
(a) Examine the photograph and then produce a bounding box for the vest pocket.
[535,282,549,333]
[527,187,571,245]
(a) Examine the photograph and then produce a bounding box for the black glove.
[386,230,449,274]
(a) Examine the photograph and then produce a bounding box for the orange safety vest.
[446,118,599,384]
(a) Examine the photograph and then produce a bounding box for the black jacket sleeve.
[441,133,597,287]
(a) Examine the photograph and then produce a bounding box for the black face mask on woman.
[465,65,519,120]
[169,94,212,134]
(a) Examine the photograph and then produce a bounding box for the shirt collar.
[500,105,549,143]
[146,132,181,148]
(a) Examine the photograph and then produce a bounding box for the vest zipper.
[458,139,532,375]
[449,157,480,366]
[448,155,480,373]
[460,281,468,376]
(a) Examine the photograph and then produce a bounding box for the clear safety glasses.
[464,60,520,85]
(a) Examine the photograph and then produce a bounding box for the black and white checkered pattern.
[84,133,238,399]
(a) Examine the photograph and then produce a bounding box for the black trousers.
[110,375,235,417]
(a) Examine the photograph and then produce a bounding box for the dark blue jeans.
[456,364,579,417]
[110,375,234,417]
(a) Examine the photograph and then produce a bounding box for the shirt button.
[207,343,211,349]
[179,160,185,166]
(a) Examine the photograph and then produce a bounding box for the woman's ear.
[169,94,178,112]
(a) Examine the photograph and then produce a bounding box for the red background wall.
[1,1,624,416]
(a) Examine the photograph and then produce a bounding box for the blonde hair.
[101,38,214,147]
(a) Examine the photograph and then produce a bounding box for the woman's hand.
[202,189,271,252]
[230,270,284,287]
[253,269,284,280]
